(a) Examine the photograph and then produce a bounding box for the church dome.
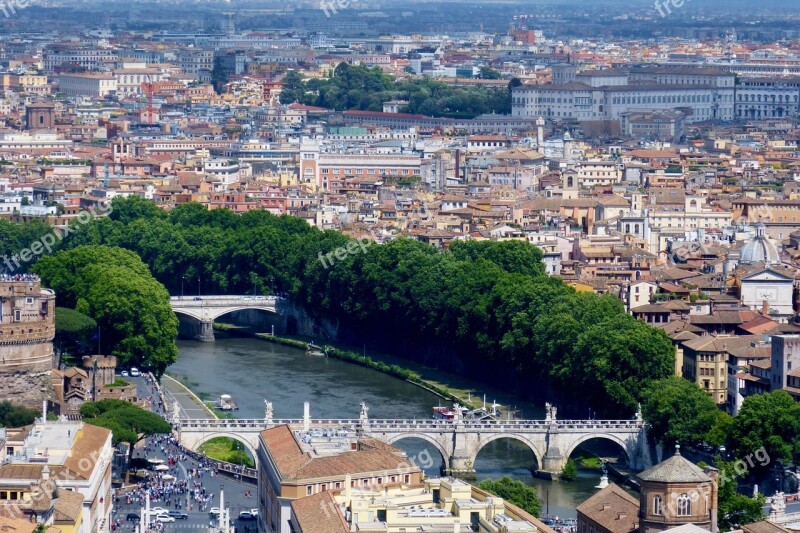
[740,223,779,265]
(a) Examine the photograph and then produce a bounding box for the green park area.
[198,437,255,467]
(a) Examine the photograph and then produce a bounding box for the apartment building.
[734,77,800,120]
[57,73,117,97]
[177,49,214,79]
[113,67,163,96]
[0,421,113,533]
[511,66,736,123]
[300,143,421,191]
[256,424,423,533]
[43,48,117,72]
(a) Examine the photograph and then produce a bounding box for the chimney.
[303,401,310,432]
[345,474,351,504]
[454,149,461,183]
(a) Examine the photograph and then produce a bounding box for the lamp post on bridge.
[181,275,185,298]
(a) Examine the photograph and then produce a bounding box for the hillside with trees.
[280,63,513,118]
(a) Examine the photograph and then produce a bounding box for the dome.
[740,223,779,265]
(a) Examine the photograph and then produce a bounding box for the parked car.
[238,511,256,520]
[149,507,168,515]
[209,507,221,518]
[249,509,259,517]
[130,367,140,377]
[126,513,140,522]
[168,510,188,519]
[120,370,129,377]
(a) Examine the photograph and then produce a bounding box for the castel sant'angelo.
[0,274,56,407]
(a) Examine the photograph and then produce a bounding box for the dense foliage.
[729,391,800,466]
[717,459,766,531]
[642,377,730,448]
[560,459,578,481]
[478,477,541,517]
[280,63,512,118]
[34,245,178,375]
[80,399,171,460]
[0,401,40,427]
[54,306,97,356]
[40,198,674,416]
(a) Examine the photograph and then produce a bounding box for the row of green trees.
[280,63,513,118]
[22,197,672,416]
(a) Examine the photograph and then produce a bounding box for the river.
[168,336,619,518]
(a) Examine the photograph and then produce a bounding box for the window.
[677,493,691,516]
[653,495,663,515]
[13,310,20,322]
[306,486,312,495]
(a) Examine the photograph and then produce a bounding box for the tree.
[80,399,171,463]
[642,377,722,447]
[55,307,97,356]
[716,460,765,530]
[34,246,178,374]
[478,66,502,80]
[729,391,800,466]
[478,477,541,516]
[561,459,578,481]
[0,401,39,427]
[210,56,228,95]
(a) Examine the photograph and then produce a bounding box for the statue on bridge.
[545,402,558,423]
[360,402,369,421]
[635,403,643,423]
[171,401,181,426]
[264,400,273,425]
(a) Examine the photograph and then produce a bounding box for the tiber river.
[169,336,628,518]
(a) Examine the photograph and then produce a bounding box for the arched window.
[653,495,663,516]
[677,493,691,516]
[625,224,631,233]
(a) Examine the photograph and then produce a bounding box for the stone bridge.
[170,296,279,341]
[176,404,652,479]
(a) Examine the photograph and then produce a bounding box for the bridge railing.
[177,418,644,431]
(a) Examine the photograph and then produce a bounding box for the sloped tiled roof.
[576,483,639,533]
[638,451,710,483]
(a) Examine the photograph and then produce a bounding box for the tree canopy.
[478,477,541,517]
[54,307,97,356]
[34,245,178,374]
[279,63,512,118]
[729,391,800,466]
[716,459,765,531]
[642,377,726,448]
[80,399,171,457]
[0,401,40,427]
[33,197,676,416]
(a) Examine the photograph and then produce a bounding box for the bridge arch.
[563,433,633,466]
[206,306,278,322]
[384,433,450,468]
[189,432,259,459]
[472,434,544,471]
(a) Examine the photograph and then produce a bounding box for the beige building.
[57,73,117,97]
[290,476,553,533]
[0,420,113,533]
[256,425,424,533]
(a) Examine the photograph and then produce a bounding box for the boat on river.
[213,394,238,411]
[432,398,503,422]
[306,342,327,357]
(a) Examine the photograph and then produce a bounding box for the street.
[109,375,258,532]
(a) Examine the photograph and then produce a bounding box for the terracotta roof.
[53,488,84,523]
[260,425,417,482]
[290,491,348,533]
[576,483,639,533]
[741,520,794,533]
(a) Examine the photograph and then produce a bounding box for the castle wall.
[0,279,56,408]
